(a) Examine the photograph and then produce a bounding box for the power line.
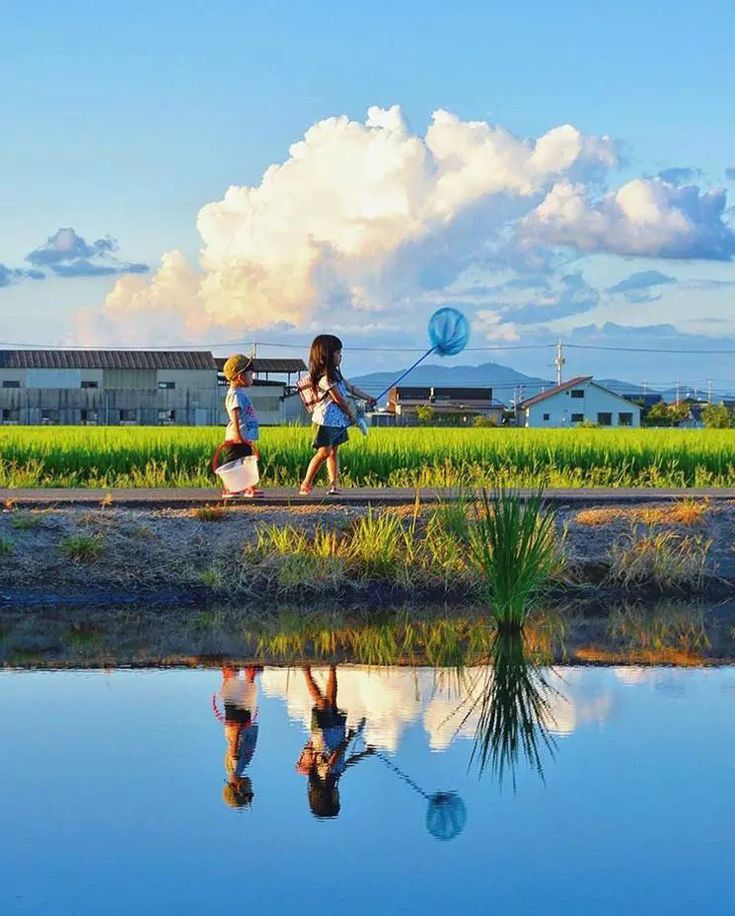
[5,336,735,356]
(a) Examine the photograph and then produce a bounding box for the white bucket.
[214,455,260,491]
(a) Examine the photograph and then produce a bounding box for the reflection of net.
[373,750,467,841]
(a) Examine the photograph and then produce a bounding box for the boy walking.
[219,353,263,498]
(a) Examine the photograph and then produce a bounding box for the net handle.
[374,346,437,403]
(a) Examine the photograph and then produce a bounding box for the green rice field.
[2,426,735,488]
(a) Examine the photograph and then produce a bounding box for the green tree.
[415,405,436,426]
[702,402,734,428]
[645,400,690,427]
[472,415,497,428]
[645,401,673,427]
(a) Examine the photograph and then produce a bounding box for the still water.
[1,663,734,915]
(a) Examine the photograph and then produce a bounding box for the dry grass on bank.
[575,500,710,528]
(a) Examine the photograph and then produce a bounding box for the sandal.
[326,484,341,496]
[242,487,264,499]
[299,483,313,496]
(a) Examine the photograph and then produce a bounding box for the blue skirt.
[312,425,349,449]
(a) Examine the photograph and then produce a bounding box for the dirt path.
[4,485,735,508]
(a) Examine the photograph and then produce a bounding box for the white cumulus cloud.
[523,178,735,260]
[84,105,617,344]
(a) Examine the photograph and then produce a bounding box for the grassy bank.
[1,601,728,669]
[3,426,735,488]
[0,497,723,609]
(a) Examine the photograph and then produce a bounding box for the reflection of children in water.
[217,665,261,809]
[296,665,374,818]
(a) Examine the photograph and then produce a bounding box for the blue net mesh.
[426,792,467,841]
[428,307,470,357]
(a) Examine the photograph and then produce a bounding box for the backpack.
[296,375,330,414]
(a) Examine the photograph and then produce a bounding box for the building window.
[81,380,99,389]
[81,410,98,426]
[618,412,633,426]
[597,412,612,426]
[158,409,176,424]
[2,380,20,389]
[570,389,585,399]
[2,408,19,423]
[41,409,59,425]
[543,413,550,421]
[119,409,138,424]
[158,381,175,389]
[571,413,584,423]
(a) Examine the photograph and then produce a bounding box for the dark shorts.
[225,704,253,725]
[311,706,347,730]
[312,425,349,450]
[218,441,253,466]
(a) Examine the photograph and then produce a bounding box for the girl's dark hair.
[308,772,340,818]
[309,335,343,387]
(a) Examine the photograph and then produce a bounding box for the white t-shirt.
[220,676,257,711]
[311,375,351,428]
[225,386,259,441]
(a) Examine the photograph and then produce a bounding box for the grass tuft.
[191,505,229,522]
[0,535,14,556]
[607,525,710,591]
[468,489,557,632]
[59,533,104,562]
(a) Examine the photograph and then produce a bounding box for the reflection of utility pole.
[675,381,680,405]
[707,379,712,404]
[555,339,565,386]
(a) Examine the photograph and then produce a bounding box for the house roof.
[0,349,217,371]
[392,386,494,400]
[517,376,592,409]
[214,357,306,373]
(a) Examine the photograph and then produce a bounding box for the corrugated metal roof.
[0,350,217,370]
[214,357,306,373]
[517,376,592,409]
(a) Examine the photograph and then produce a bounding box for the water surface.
[1,664,733,915]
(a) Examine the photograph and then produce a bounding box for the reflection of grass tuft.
[0,535,14,556]
[608,602,710,656]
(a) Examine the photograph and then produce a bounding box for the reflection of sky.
[262,666,615,749]
[1,666,734,915]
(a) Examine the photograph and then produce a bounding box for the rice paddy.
[2,426,735,488]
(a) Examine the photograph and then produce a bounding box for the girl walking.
[299,335,375,496]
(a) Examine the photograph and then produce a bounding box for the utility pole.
[555,338,565,387]
[675,381,680,405]
[250,341,257,359]
[642,379,648,395]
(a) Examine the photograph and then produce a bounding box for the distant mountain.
[351,362,735,407]
[350,360,553,406]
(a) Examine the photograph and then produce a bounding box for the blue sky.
[2,0,734,385]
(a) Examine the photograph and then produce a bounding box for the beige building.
[0,350,306,426]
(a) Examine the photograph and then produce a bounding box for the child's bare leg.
[326,447,339,485]
[326,665,338,707]
[303,665,327,708]
[303,448,329,488]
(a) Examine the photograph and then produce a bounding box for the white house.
[515,376,641,428]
